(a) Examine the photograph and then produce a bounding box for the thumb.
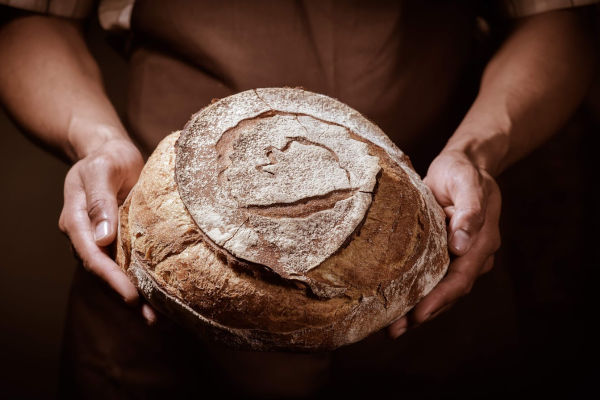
[448,169,486,256]
[85,177,119,248]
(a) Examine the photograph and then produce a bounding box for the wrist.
[443,134,508,177]
[67,116,130,161]
[443,116,511,177]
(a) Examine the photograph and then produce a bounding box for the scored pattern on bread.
[175,91,381,280]
[116,88,450,351]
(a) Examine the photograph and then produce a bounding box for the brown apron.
[60,1,520,398]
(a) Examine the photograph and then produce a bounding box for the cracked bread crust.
[116,88,449,351]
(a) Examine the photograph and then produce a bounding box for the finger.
[411,188,501,325]
[81,163,120,247]
[62,174,139,305]
[410,265,476,325]
[387,316,408,339]
[414,256,494,324]
[142,303,157,326]
[479,255,494,276]
[448,170,487,256]
[426,301,457,322]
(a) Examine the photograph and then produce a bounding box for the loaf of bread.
[116,88,449,351]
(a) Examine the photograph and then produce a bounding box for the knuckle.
[481,260,495,275]
[85,154,120,178]
[87,196,110,221]
[81,258,93,272]
[468,208,485,226]
[58,210,74,236]
[58,212,67,232]
[88,153,114,169]
[493,236,501,252]
[489,232,501,252]
[461,282,473,296]
[457,208,484,232]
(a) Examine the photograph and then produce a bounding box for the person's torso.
[127,0,479,172]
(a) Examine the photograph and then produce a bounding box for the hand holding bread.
[58,137,156,322]
[116,88,451,350]
[389,150,501,337]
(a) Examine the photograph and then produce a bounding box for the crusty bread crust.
[116,88,449,351]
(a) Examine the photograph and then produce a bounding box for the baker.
[0,0,596,397]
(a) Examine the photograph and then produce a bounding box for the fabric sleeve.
[0,0,95,19]
[500,0,599,18]
[97,0,134,30]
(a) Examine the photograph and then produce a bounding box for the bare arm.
[0,16,125,161]
[0,15,154,322]
[390,9,596,337]
[447,9,596,176]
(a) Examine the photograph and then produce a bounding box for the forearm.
[0,15,128,162]
[444,9,596,176]
[402,10,596,330]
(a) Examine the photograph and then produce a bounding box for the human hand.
[388,149,501,338]
[58,138,157,324]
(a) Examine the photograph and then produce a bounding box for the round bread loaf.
[116,88,449,351]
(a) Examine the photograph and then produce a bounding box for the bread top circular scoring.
[176,88,381,281]
[119,88,449,350]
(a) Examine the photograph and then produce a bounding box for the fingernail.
[94,220,110,242]
[451,229,471,253]
[393,327,407,339]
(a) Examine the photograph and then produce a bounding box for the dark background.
[1,13,599,399]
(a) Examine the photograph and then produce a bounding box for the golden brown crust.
[117,88,449,351]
